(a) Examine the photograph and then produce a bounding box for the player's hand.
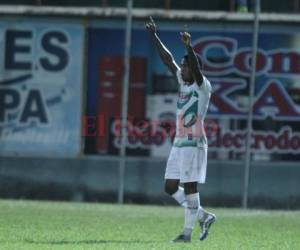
[180,31,192,46]
[146,16,156,35]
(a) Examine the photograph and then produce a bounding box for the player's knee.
[164,181,178,195]
[183,182,198,194]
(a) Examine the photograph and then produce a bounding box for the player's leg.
[173,181,199,242]
[184,181,213,228]
[192,184,216,241]
[183,182,199,237]
[165,179,187,207]
[164,179,179,195]
[193,147,216,241]
[182,181,216,242]
[164,147,187,207]
[199,210,216,241]
[175,147,215,242]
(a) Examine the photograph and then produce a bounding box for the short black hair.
[183,53,203,70]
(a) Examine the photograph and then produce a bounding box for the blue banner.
[86,21,300,157]
[0,19,84,157]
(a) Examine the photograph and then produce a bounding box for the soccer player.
[146,17,216,243]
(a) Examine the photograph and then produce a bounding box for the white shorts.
[164,146,207,183]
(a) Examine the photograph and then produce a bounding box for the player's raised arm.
[146,16,179,76]
[180,31,203,86]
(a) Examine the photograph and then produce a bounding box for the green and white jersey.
[173,69,212,148]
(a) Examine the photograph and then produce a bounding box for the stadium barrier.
[0,156,299,208]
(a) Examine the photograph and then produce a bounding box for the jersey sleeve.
[198,76,212,93]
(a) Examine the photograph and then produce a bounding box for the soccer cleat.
[172,234,191,243]
[199,213,216,241]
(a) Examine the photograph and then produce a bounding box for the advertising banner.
[196,34,300,156]
[0,19,84,157]
[146,95,177,157]
[87,22,300,159]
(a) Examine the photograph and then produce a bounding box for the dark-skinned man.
[146,16,216,243]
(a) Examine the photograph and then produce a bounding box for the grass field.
[0,200,300,250]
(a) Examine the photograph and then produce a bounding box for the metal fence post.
[242,0,261,209]
[118,0,133,204]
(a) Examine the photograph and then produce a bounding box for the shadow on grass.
[25,239,159,245]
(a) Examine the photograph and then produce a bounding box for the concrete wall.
[0,156,299,209]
